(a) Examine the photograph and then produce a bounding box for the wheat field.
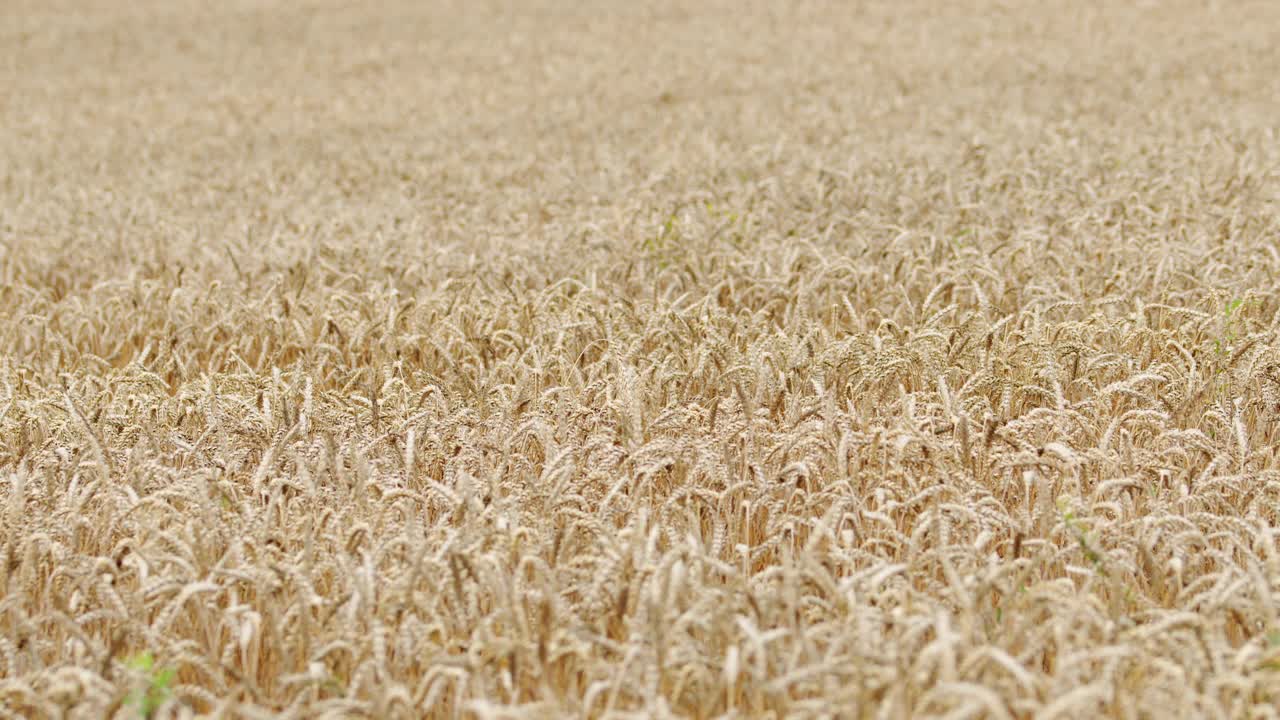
[4,1,1280,718]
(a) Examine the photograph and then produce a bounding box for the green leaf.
[126,652,155,672]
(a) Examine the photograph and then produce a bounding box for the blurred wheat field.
[5,1,1280,717]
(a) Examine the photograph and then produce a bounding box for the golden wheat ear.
[4,1,1280,717]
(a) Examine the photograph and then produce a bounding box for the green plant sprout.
[125,652,176,719]
[1214,298,1247,357]
[1059,498,1108,578]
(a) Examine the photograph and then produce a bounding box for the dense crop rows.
[5,1,1280,717]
